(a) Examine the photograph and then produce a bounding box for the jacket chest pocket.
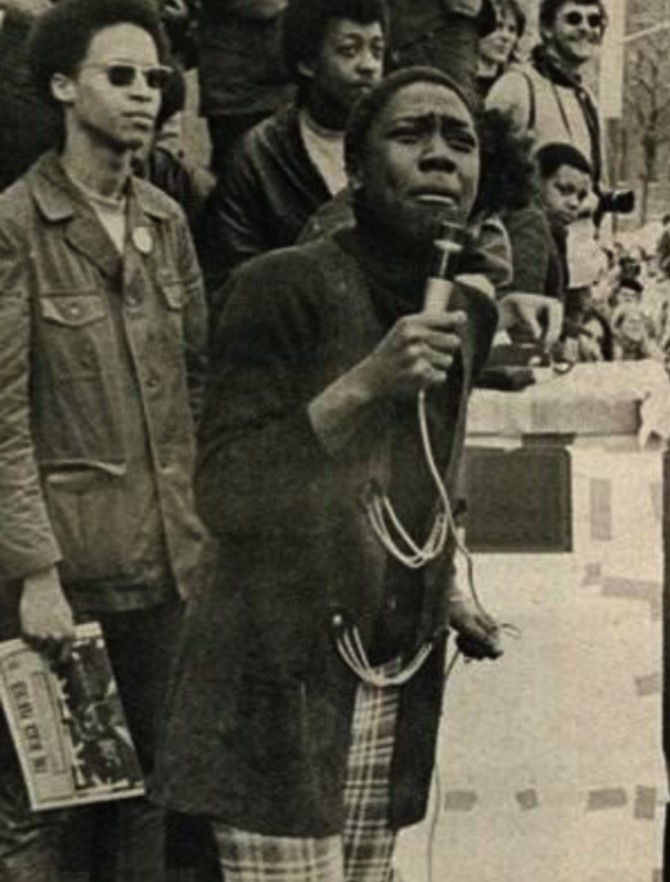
[160,277,186,317]
[156,276,187,356]
[38,290,108,379]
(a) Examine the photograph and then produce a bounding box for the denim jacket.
[0,153,207,604]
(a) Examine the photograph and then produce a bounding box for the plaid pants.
[213,676,400,882]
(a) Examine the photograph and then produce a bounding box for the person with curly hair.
[0,0,207,878]
[198,0,388,301]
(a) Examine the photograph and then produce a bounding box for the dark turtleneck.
[350,223,431,323]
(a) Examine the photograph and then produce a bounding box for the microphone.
[422,219,466,313]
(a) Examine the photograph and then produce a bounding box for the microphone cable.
[365,219,466,571]
[335,221,471,687]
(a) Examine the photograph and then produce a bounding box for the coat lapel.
[64,209,122,280]
[28,152,122,280]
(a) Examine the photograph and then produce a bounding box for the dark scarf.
[531,44,603,186]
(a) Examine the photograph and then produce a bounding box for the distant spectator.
[486,0,607,186]
[610,276,643,310]
[607,275,661,348]
[583,243,613,311]
[476,0,525,98]
[198,0,293,175]
[495,142,592,353]
[199,0,387,300]
[578,308,612,360]
[503,141,592,325]
[487,0,614,292]
[612,304,663,361]
[621,244,649,283]
[561,306,612,361]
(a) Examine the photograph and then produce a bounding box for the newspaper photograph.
[0,622,144,812]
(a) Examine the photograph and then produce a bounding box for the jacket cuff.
[1,543,62,585]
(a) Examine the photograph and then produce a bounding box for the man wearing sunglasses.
[486,0,611,305]
[0,0,207,880]
[487,0,606,185]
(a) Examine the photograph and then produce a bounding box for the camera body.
[598,188,635,216]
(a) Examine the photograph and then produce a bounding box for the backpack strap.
[515,68,536,132]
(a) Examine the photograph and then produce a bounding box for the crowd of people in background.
[1,0,665,372]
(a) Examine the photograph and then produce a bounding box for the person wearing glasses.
[486,0,611,304]
[0,0,207,879]
[486,0,606,175]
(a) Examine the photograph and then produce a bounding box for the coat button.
[332,613,343,628]
[146,375,159,389]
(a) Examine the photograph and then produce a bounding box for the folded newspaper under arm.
[0,622,144,811]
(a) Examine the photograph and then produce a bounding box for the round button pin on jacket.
[132,227,153,255]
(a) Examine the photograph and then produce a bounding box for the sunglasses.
[83,63,172,91]
[562,10,604,29]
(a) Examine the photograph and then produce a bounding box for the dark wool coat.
[153,229,498,836]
